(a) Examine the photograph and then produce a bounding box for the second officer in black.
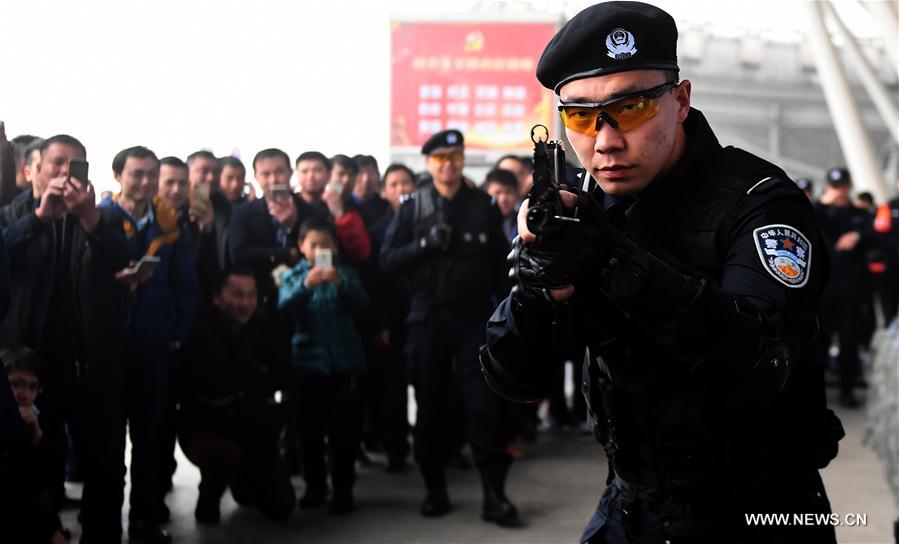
[381,129,517,525]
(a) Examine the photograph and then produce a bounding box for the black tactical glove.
[508,234,576,310]
[420,223,452,252]
[508,188,614,310]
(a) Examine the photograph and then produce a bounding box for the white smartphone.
[314,248,333,269]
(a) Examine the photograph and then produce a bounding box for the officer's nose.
[593,122,626,155]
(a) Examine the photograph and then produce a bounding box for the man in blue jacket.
[100,145,197,544]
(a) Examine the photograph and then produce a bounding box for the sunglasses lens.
[608,96,661,132]
[560,96,663,135]
[429,152,464,164]
[560,107,600,136]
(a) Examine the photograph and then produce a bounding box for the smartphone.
[325,181,344,195]
[192,183,211,204]
[314,248,333,270]
[68,159,89,189]
[134,256,161,276]
[269,184,291,201]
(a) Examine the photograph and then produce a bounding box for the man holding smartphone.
[0,134,132,544]
[187,150,232,274]
[229,148,318,313]
[100,145,197,544]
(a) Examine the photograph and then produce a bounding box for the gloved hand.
[510,188,613,309]
[421,223,452,252]
[508,234,578,310]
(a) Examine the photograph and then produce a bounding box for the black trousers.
[39,369,126,542]
[363,327,411,460]
[406,308,515,473]
[293,373,361,495]
[872,267,899,325]
[181,430,295,519]
[124,347,169,522]
[817,288,863,393]
[158,355,179,493]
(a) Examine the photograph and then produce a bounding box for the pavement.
[59,389,896,544]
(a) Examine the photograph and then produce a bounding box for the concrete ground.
[60,390,896,544]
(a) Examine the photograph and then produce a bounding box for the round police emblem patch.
[606,28,638,60]
[753,224,812,288]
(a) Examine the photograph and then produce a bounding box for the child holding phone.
[277,216,369,515]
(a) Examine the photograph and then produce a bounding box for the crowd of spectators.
[0,120,549,544]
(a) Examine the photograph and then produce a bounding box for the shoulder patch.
[753,224,812,288]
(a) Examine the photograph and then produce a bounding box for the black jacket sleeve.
[228,201,293,271]
[380,199,428,272]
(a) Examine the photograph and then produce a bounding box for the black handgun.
[525,124,579,238]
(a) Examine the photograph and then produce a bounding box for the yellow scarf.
[114,194,181,257]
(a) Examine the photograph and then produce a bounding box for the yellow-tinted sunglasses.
[558,81,677,136]
[427,151,464,164]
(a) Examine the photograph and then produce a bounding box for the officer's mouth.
[596,164,635,180]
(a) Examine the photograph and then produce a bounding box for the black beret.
[826,167,851,186]
[537,1,679,94]
[421,130,464,156]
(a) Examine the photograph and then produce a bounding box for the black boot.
[420,468,450,517]
[479,460,519,526]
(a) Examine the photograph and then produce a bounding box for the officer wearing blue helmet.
[480,2,843,542]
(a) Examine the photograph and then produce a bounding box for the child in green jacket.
[278,216,369,515]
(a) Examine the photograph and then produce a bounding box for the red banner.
[390,21,557,152]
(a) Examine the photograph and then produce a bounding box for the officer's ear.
[673,80,692,123]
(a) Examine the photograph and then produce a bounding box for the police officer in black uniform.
[381,130,518,525]
[813,168,872,408]
[480,3,843,542]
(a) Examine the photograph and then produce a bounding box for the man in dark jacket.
[229,148,319,313]
[0,134,131,544]
[299,151,371,265]
[365,163,416,471]
[99,146,197,543]
[813,168,872,408]
[352,154,390,226]
[481,4,841,543]
[178,269,294,524]
[159,156,219,317]
[156,155,220,501]
[187,150,232,275]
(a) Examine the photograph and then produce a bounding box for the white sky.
[0,0,887,194]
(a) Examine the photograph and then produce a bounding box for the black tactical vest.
[582,145,827,505]
[408,185,495,311]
